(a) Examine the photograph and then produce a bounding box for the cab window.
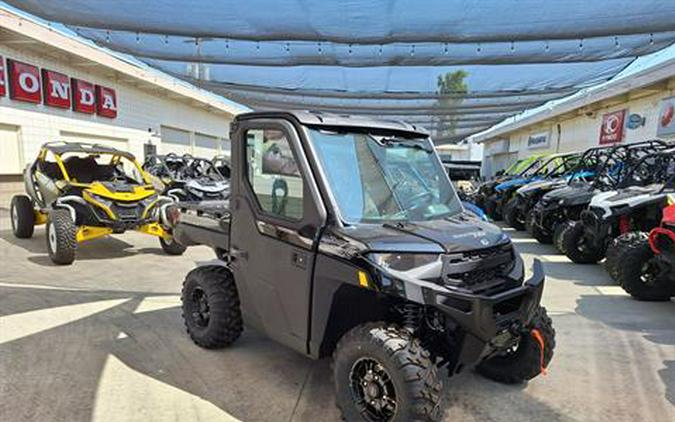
[245,129,304,220]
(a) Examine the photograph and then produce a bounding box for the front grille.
[442,244,514,293]
[111,202,143,223]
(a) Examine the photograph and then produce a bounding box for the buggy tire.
[477,307,555,384]
[504,197,525,231]
[561,221,604,264]
[46,209,76,265]
[484,196,502,221]
[553,222,572,254]
[160,236,187,255]
[10,195,35,238]
[531,221,553,244]
[333,323,443,422]
[605,232,642,281]
[181,265,243,348]
[525,211,535,235]
[616,233,673,301]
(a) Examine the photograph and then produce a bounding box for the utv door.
[229,118,326,354]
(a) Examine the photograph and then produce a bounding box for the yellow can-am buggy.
[10,142,185,265]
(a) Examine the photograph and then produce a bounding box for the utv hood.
[495,176,543,192]
[517,178,565,196]
[86,181,155,201]
[338,213,510,254]
[541,184,596,207]
[185,179,229,193]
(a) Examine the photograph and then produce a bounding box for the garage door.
[194,132,219,158]
[160,126,192,155]
[0,124,22,175]
[59,131,129,152]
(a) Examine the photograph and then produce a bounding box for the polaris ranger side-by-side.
[171,112,555,421]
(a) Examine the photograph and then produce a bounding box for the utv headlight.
[558,199,565,206]
[87,192,113,208]
[368,253,440,271]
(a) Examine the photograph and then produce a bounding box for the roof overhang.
[0,8,249,118]
[469,50,675,144]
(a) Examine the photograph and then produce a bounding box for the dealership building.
[470,46,675,177]
[0,9,247,204]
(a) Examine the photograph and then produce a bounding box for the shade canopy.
[8,0,675,142]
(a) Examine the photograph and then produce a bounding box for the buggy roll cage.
[616,148,675,191]
[589,140,670,190]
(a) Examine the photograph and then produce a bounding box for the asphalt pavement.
[0,211,673,422]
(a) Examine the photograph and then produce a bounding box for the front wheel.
[605,232,642,281]
[616,233,673,301]
[181,265,243,348]
[477,307,555,384]
[160,236,187,255]
[46,209,76,265]
[333,323,443,422]
[503,197,525,231]
[531,220,553,244]
[561,221,605,264]
[10,195,35,238]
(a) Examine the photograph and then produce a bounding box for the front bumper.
[423,259,545,342]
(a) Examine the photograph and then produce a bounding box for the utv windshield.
[309,129,463,223]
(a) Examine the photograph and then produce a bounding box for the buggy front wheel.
[10,195,35,238]
[160,236,186,255]
[333,323,443,422]
[561,221,604,264]
[46,209,76,265]
[616,233,673,301]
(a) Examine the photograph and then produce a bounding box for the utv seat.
[63,156,115,183]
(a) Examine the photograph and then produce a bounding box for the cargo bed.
[171,200,231,252]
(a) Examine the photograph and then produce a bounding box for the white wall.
[482,84,675,176]
[0,42,232,172]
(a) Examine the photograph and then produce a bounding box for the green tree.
[434,70,469,141]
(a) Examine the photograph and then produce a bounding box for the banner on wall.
[599,109,626,144]
[657,96,675,137]
[527,131,550,149]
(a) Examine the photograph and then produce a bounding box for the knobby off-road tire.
[333,323,443,422]
[615,233,673,301]
[531,220,553,244]
[561,221,604,264]
[525,211,536,235]
[46,209,76,265]
[477,307,555,384]
[160,235,187,255]
[10,195,35,238]
[484,197,502,221]
[605,232,642,281]
[553,221,573,254]
[503,197,525,231]
[181,265,243,348]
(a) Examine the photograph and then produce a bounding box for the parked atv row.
[143,153,230,202]
[477,140,674,302]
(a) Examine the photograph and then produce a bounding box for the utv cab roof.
[235,110,429,138]
[43,141,135,159]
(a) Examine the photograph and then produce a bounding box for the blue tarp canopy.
[8,0,675,143]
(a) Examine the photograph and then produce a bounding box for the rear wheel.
[333,323,443,422]
[160,236,187,255]
[605,232,641,281]
[10,195,35,238]
[616,233,673,301]
[477,307,555,384]
[181,265,243,348]
[503,197,525,230]
[46,209,76,265]
[561,221,604,264]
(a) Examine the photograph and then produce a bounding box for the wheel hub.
[48,222,57,252]
[350,358,397,421]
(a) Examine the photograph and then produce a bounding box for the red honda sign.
[0,56,6,97]
[7,59,42,103]
[42,69,71,109]
[599,109,626,145]
[71,78,96,114]
[96,85,117,118]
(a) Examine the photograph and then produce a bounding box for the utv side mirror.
[298,224,317,239]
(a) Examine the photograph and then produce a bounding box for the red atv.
[615,204,675,301]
